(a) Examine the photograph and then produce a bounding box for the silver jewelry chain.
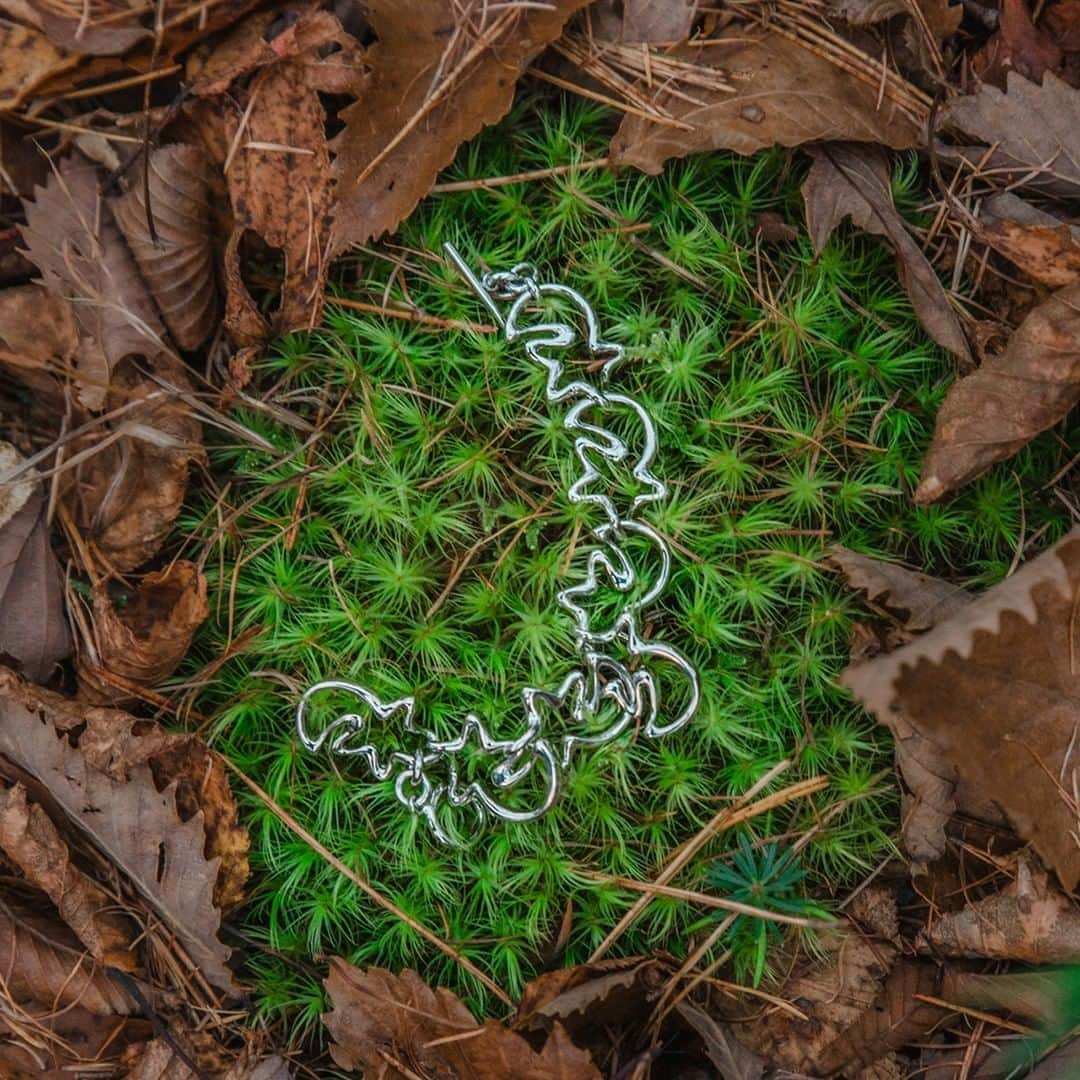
[296,244,700,843]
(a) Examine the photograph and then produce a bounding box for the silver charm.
[296,244,700,844]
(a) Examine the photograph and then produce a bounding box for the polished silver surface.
[296,245,700,843]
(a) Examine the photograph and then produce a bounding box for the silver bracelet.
[296,244,700,844]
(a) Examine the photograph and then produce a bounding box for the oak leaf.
[329,0,591,254]
[828,545,971,633]
[831,543,986,861]
[608,29,922,174]
[20,155,170,410]
[915,282,1080,503]
[0,451,72,683]
[843,529,1080,890]
[112,145,217,351]
[0,782,137,968]
[941,72,1080,200]
[0,670,244,989]
[77,560,209,704]
[804,144,970,363]
[324,959,601,1079]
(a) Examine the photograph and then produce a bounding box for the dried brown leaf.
[843,529,1080,889]
[0,782,137,968]
[978,192,1080,288]
[598,0,697,42]
[918,855,1080,962]
[0,895,137,1015]
[804,144,971,362]
[0,670,242,990]
[0,18,75,109]
[0,1005,149,1078]
[329,0,590,254]
[941,72,1080,200]
[0,465,72,683]
[0,283,79,374]
[185,6,363,97]
[222,62,331,346]
[915,282,1080,503]
[972,0,1064,90]
[817,961,947,1075]
[125,1039,291,1080]
[65,355,203,572]
[731,931,897,1073]
[324,959,600,1079]
[675,1002,766,1079]
[20,155,169,409]
[828,545,971,632]
[516,955,666,1034]
[112,145,217,351]
[78,560,208,703]
[609,29,922,174]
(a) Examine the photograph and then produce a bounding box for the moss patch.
[181,96,1072,1034]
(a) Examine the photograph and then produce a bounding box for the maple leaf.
[843,528,1080,890]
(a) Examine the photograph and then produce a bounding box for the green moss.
[180,95,1073,1036]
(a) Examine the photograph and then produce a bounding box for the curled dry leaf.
[0,782,137,968]
[915,282,1080,503]
[112,145,218,351]
[675,1003,766,1080]
[844,529,1080,890]
[66,355,203,572]
[608,29,922,174]
[222,61,333,346]
[803,143,970,363]
[918,856,1080,963]
[0,669,247,989]
[329,0,591,254]
[0,896,138,1015]
[78,560,209,704]
[21,155,172,411]
[324,959,600,1079]
[0,447,72,683]
[978,191,1080,288]
[0,282,79,377]
[0,17,75,109]
[941,72,1080,200]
